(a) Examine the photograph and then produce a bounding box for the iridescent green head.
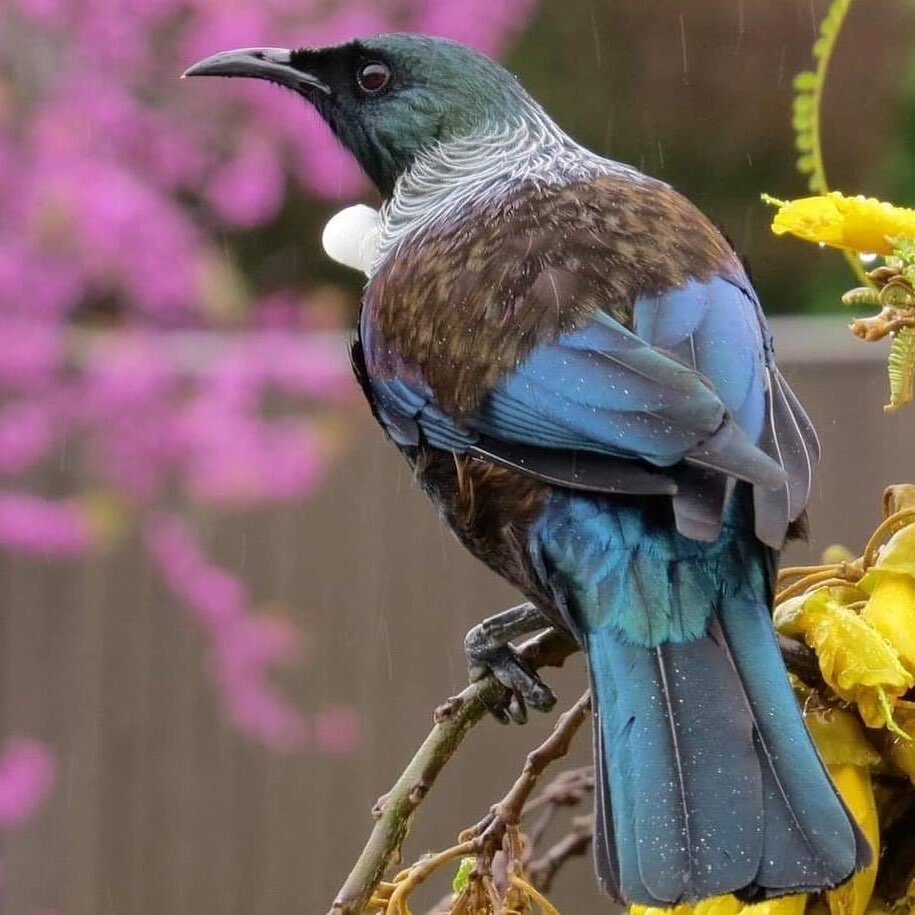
[184,33,533,197]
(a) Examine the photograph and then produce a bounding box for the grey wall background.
[2,321,914,915]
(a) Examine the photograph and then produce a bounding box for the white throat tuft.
[321,204,381,276]
[371,106,644,275]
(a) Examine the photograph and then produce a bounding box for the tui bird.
[184,35,871,906]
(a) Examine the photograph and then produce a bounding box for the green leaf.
[796,154,815,174]
[795,133,815,152]
[453,856,476,894]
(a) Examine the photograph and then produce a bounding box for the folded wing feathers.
[752,366,819,546]
[363,270,819,548]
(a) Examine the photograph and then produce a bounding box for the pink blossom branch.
[144,512,307,750]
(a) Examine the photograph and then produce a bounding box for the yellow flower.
[818,727,880,915]
[766,192,915,254]
[698,899,745,915]
[743,896,808,915]
[859,522,915,673]
[630,902,689,915]
[776,587,914,728]
[791,689,880,915]
[882,701,915,785]
[860,575,915,673]
[802,698,882,770]
[825,779,878,915]
[629,894,803,915]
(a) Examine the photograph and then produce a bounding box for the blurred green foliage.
[508,0,915,315]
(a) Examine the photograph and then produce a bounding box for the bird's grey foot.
[465,602,558,725]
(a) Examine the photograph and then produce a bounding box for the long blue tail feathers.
[586,596,871,906]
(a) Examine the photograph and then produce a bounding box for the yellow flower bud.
[804,701,882,769]
[631,894,802,915]
[823,545,857,565]
[743,894,808,915]
[825,765,879,915]
[883,703,915,784]
[796,691,880,915]
[859,523,915,673]
[695,898,744,915]
[630,903,695,915]
[860,574,915,673]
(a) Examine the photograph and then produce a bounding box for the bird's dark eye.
[356,61,390,95]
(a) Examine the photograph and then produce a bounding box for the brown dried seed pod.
[868,265,903,287]
[879,278,915,308]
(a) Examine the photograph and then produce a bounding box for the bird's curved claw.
[469,642,557,724]
[465,604,559,724]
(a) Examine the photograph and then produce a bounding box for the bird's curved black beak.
[182,47,331,96]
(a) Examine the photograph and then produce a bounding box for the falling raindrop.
[818,242,827,249]
[859,252,878,264]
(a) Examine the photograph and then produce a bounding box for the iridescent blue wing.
[634,275,818,545]
[360,268,822,546]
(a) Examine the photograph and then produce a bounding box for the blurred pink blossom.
[416,0,538,54]
[0,322,63,390]
[0,738,56,828]
[314,707,361,755]
[0,402,60,475]
[204,137,285,228]
[145,512,307,750]
[0,493,93,556]
[0,0,536,754]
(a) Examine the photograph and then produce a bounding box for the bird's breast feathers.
[362,173,742,416]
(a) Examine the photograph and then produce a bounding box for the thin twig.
[863,509,915,569]
[462,691,592,855]
[329,621,829,915]
[527,815,594,894]
[385,841,477,914]
[326,628,577,915]
[778,562,845,584]
[522,766,593,817]
[774,566,851,604]
[508,875,562,915]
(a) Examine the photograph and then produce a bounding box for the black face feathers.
[287,42,384,102]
